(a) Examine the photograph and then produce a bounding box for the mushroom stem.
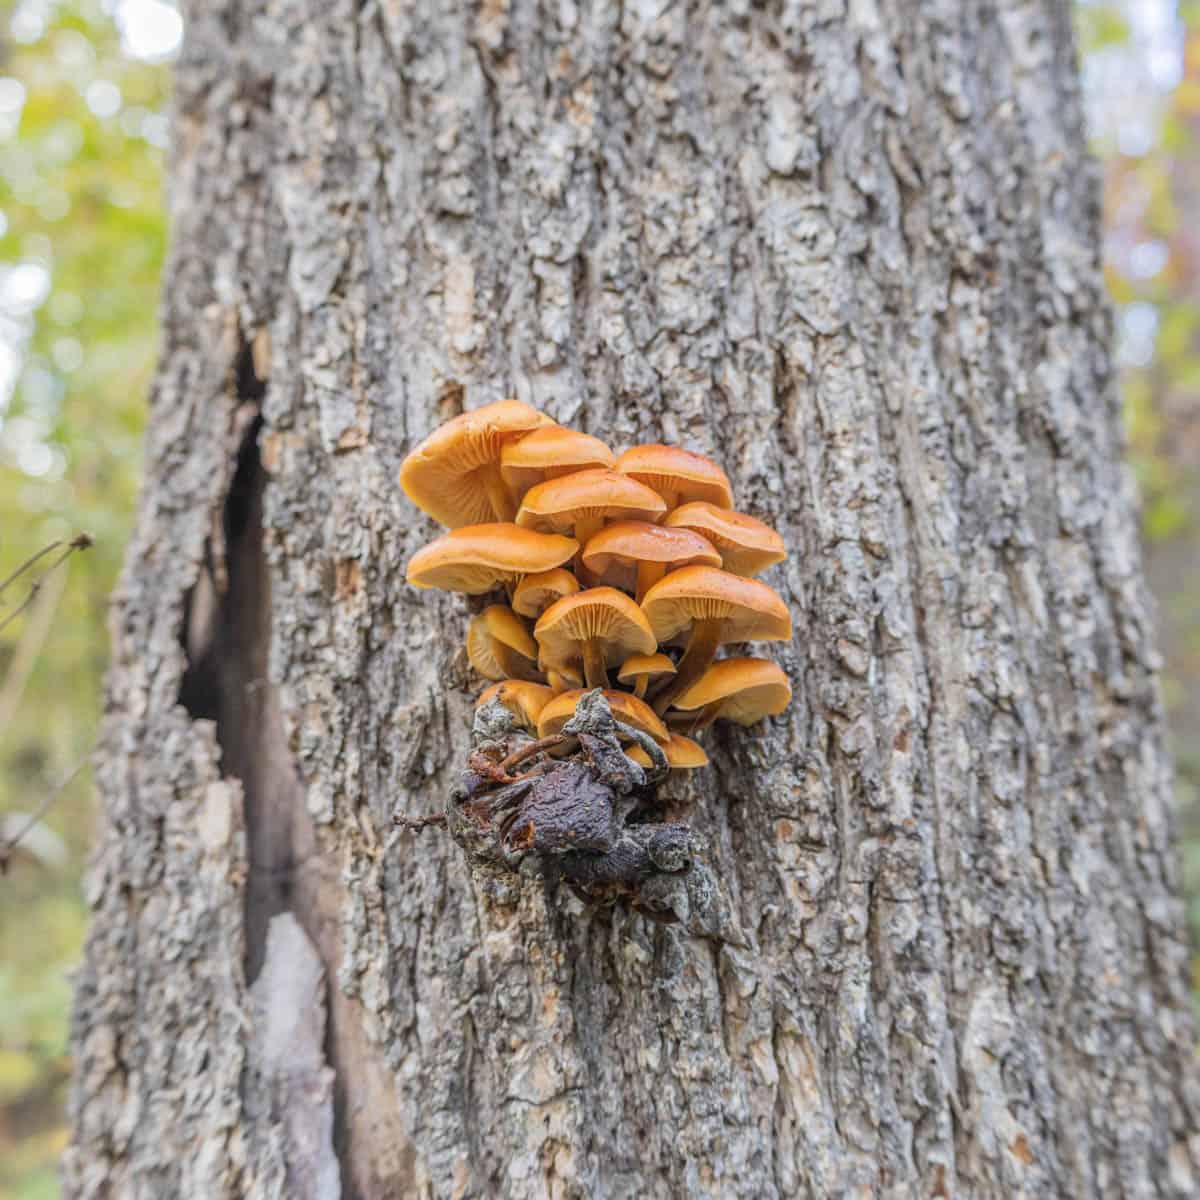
[493,642,542,683]
[632,677,648,700]
[687,700,723,731]
[635,561,665,605]
[651,618,721,714]
[581,639,610,689]
[482,462,515,522]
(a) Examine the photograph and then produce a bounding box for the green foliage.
[1077,3,1133,51]
[0,2,170,1192]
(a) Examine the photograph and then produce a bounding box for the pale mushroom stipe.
[397,398,793,923]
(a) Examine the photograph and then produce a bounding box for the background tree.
[46,1,1200,1196]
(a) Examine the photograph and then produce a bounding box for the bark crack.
[174,334,363,1196]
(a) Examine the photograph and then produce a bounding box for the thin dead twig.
[0,759,86,875]
[392,812,448,833]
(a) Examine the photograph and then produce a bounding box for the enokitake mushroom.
[616,652,676,700]
[500,426,616,504]
[400,398,554,526]
[476,680,555,731]
[534,587,657,690]
[511,567,580,619]
[663,502,786,577]
[467,606,540,681]
[581,520,721,602]
[405,524,578,594]
[614,444,734,509]
[536,688,669,743]
[670,657,792,729]
[641,565,792,713]
[626,733,709,770]
[515,468,667,558]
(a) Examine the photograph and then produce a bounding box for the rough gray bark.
[67,2,1199,1197]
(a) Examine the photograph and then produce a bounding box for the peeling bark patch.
[335,559,363,600]
[247,914,340,1200]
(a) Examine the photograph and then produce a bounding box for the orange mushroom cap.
[500,426,616,504]
[581,521,721,592]
[511,567,580,619]
[466,606,539,681]
[614,444,734,508]
[672,657,792,724]
[534,588,657,676]
[640,566,792,645]
[406,524,578,594]
[515,469,667,534]
[627,733,709,770]
[476,680,554,730]
[616,652,677,688]
[536,689,669,742]
[399,399,553,527]
[663,502,786,577]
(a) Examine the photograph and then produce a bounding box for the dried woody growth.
[400,399,792,921]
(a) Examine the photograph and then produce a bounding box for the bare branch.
[0,534,93,639]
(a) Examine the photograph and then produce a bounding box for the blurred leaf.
[1077,4,1132,51]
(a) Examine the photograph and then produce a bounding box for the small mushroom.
[467,606,541,681]
[515,469,667,570]
[663,502,786,577]
[670,657,792,730]
[534,587,657,690]
[536,688,670,743]
[476,680,555,731]
[536,651,582,695]
[641,565,792,713]
[545,668,580,695]
[511,567,580,619]
[581,520,721,602]
[406,523,578,594]
[614,444,734,509]
[626,733,709,770]
[616,652,677,700]
[400,398,554,526]
[500,426,616,505]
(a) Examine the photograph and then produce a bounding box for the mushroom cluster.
[401,399,794,775]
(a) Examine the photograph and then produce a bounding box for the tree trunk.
[66,2,1199,1197]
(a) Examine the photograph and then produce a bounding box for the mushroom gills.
[482,461,515,522]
